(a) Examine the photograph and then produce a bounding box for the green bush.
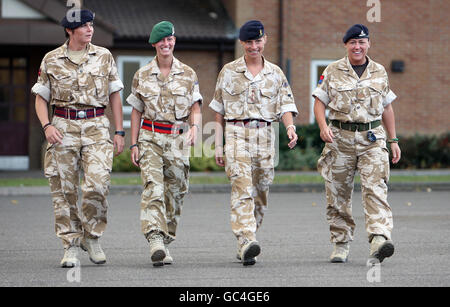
[276,147,320,171]
[392,132,450,169]
[112,149,140,172]
[275,122,322,170]
[277,123,450,170]
[189,146,223,172]
[112,146,223,172]
[112,127,449,172]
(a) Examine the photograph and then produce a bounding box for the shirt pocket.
[90,68,109,99]
[259,88,279,119]
[49,71,73,102]
[172,87,191,120]
[223,85,246,118]
[328,83,353,114]
[136,85,159,119]
[367,83,385,116]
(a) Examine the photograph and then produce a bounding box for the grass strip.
[1,174,449,187]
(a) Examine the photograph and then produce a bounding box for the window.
[310,60,334,123]
[117,56,153,128]
[0,56,28,123]
[0,56,29,169]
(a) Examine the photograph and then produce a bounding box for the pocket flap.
[49,72,71,81]
[137,85,159,98]
[337,85,354,91]
[90,68,107,77]
[260,88,276,98]
[224,85,246,96]
[171,87,187,96]
[369,84,384,94]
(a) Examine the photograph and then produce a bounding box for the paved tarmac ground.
[0,191,449,287]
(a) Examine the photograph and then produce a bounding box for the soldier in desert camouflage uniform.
[210,20,298,266]
[33,10,124,268]
[126,21,202,267]
[313,24,401,265]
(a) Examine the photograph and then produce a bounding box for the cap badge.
[360,30,366,36]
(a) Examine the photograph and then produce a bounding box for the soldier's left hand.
[390,142,401,164]
[287,127,298,149]
[114,134,124,156]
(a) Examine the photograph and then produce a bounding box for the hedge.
[112,125,449,172]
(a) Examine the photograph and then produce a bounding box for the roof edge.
[18,0,116,33]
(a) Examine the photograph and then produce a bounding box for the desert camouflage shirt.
[209,56,298,121]
[31,41,123,108]
[312,56,397,123]
[126,57,202,123]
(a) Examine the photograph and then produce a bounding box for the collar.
[337,56,380,80]
[338,56,379,73]
[57,40,96,60]
[235,56,273,76]
[148,56,184,75]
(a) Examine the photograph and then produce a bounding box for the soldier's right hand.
[215,146,225,167]
[131,147,140,167]
[320,126,335,143]
[45,125,63,145]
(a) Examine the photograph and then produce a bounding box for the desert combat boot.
[330,242,350,263]
[61,246,80,268]
[368,235,394,265]
[81,237,106,265]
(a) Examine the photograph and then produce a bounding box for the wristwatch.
[115,130,125,137]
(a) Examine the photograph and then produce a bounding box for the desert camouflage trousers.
[138,129,190,244]
[317,124,393,243]
[224,124,275,246]
[44,116,113,249]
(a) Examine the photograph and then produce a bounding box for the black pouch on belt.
[367,130,377,142]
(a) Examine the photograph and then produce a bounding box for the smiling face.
[68,21,94,45]
[240,35,266,60]
[152,35,176,57]
[345,38,370,65]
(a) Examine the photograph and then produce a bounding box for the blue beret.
[61,9,95,29]
[343,24,369,43]
[239,20,264,41]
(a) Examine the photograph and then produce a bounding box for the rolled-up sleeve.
[383,89,397,107]
[126,93,144,113]
[192,73,203,105]
[312,87,329,106]
[31,59,51,102]
[209,99,224,115]
[108,54,124,95]
[109,79,124,95]
[31,83,51,102]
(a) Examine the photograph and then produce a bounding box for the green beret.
[149,21,175,44]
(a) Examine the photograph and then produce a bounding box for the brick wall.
[176,50,235,126]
